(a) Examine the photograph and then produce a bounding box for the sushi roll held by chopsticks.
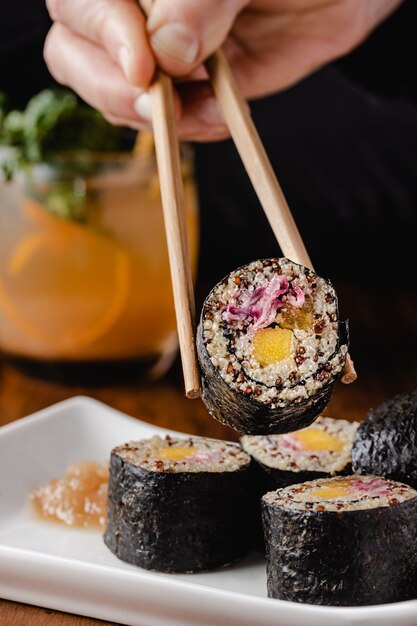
[197,257,349,435]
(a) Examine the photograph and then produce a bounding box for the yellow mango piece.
[310,486,350,500]
[294,428,345,452]
[309,478,352,500]
[252,327,293,366]
[156,447,198,461]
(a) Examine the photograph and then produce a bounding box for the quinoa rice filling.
[114,435,250,473]
[263,475,417,512]
[202,259,348,406]
[241,416,359,473]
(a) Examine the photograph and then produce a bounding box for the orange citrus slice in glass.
[0,200,131,352]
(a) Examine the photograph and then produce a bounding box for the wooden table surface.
[1,280,416,625]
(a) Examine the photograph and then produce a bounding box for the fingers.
[175,81,229,141]
[44,0,234,139]
[44,24,153,127]
[45,0,154,88]
[44,22,225,140]
[146,0,249,77]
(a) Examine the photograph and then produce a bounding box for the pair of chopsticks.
[140,2,357,397]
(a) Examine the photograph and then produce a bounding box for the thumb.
[145,0,248,76]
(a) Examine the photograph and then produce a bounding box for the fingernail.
[150,23,199,64]
[118,45,133,83]
[134,92,152,121]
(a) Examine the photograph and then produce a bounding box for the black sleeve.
[194,1,417,297]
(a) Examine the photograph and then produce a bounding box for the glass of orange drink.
[0,140,199,382]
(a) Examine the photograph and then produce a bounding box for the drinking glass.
[0,144,199,383]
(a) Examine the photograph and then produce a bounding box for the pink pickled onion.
[223,274,305,330]
[351,477,392,497]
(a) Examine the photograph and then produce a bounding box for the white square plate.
[1,396,417,626]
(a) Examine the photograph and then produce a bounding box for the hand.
[44,0,403,141]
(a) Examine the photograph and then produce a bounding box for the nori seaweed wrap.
[352,389,417,488]
[197,258,348,435]
[262,475,417,606]
[104,434,252,573]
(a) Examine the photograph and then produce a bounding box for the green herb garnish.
[0,89,136,222]
[0,89,134,177]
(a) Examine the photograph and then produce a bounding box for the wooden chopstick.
[140,1,201,398]
[205,50,357,384]
[206,51,312,269]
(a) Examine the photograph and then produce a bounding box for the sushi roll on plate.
[241,415,359,490]
[197,258,349,435]
[241,416,359,550]
[104,435,252,573]
[352,389,417,488]
[262,475,417,606]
